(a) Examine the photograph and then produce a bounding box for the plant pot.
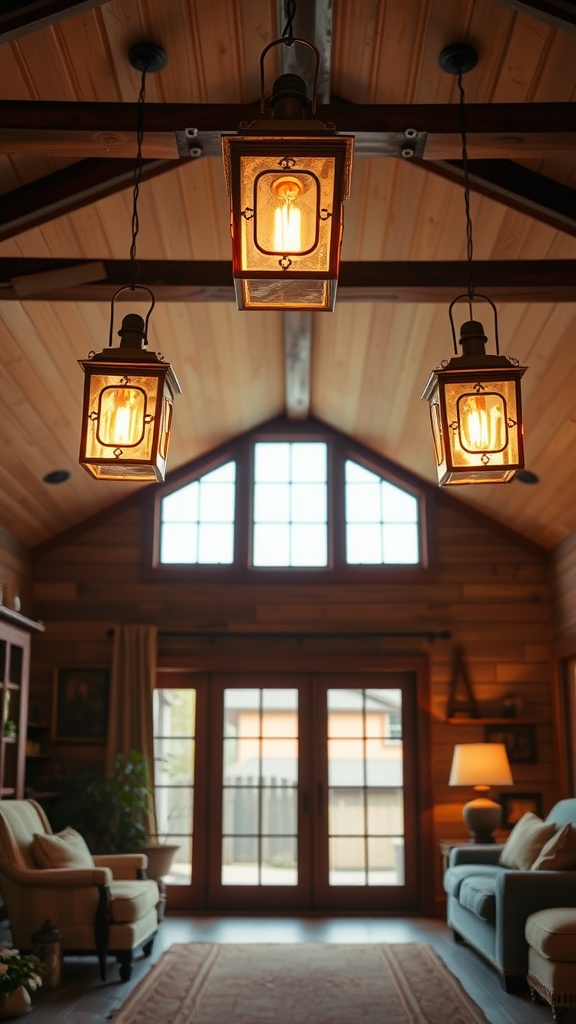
[141,843,179,881]
[0,986,31,1018]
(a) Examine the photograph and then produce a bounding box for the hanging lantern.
[423,44,528,487]
[222,39,354,311]
[422,298,526,485]
[79,288,181,481]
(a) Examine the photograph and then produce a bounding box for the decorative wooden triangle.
[446,647,480,719]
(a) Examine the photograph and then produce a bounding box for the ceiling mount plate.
[128,42,168,74]
[439,43,478,76]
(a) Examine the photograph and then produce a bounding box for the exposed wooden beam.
[491,0,576,33]
[0,158,180,243]
[0,102,573,159]
[0,0,114,44]
[284,313,312,420]
[1,259,575,302]
[421,159,576,237]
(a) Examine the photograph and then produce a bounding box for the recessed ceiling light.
[43,470,71,485]
[515,470,539,484]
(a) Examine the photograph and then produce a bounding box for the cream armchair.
[0,799,159,981]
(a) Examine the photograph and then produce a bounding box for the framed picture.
[52,667,110,742]
[484,723,537,764]
[500,792,543,829]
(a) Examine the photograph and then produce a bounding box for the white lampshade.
[449,743,513,844]
[449,743,513,788]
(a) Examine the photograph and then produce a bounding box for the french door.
[156,666,426,913]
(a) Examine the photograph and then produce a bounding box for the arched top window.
[153,419,432,579]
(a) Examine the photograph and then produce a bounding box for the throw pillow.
[32,826,94,869]
[499,812,557,871]
[531,824,576,871]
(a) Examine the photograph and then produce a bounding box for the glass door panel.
[222,686,299,888]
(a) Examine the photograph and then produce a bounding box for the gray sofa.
[444,798,576,992]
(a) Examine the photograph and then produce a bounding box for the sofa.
[444,798,576,992]
[0,799,159,981]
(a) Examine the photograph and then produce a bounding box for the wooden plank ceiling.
[0,0,575,550]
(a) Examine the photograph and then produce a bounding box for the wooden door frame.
[158,651,434,915]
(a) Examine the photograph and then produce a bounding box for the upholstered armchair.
[0,799,159,981]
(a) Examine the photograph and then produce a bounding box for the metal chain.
[282,0,296,45]
[129,66,147,291]
[457,68,475,306]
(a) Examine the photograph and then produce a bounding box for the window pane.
[197,523,234,563]
[291,524,327,566]
[382,482,418,522]
[346,523,382,564]
[346,481,381,522]
[382,524,419,564]
[291,483,326,522]
[253,524,290,565]
[199,481,235,521]
[291,442,327,481]
[255,443,290,481]
[162,481,198,521]
[160,523,198,563]
[254,483,290,521]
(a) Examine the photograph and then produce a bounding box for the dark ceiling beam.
[421,159,576,237]
[0,158,180,243]
[0,102,574,159]
[491,0,576,33]
[2,259,575,302]
[0,0,114,44]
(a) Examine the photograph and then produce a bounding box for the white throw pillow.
[531,824,576,871]
[499,812,557,871]
[32,826,94,869]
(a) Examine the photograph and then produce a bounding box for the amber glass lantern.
[422,299,526,485]
[79,289,181,481]
[222,39,354,311]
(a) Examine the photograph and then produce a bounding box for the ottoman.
[525,908,576,1023]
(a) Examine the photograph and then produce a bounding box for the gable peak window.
[155,423,428,576]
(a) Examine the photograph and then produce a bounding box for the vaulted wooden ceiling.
[0,0,575,551]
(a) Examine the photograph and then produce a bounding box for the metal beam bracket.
[177,127,202,158]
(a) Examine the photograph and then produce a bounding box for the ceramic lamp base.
[463,796,502,843]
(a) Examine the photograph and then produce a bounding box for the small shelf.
[447,717,537,724]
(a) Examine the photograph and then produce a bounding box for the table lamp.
[449,742,513,843]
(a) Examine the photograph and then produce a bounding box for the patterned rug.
[111,942,489,1024]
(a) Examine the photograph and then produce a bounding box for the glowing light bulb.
[272,176,303,252]
[100,387,143,446]
[460,394,505,452]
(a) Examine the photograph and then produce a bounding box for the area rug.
[111,942,489,1024]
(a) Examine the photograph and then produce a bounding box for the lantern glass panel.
[97,385,146,447]
[238,278,331,311]
[429,400,444,467]
[239,153,336,273]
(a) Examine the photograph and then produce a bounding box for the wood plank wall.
[0,524,31,614]
[550,532,576,646]
[28,494,556,909]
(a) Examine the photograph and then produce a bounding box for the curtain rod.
[109,628,451,643]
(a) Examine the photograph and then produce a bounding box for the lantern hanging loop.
[448,293,500,356]
[259,37,321,115]
[108,284,155,348]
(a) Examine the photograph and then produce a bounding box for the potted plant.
[0,946,44,1018]
[52,750,179,881]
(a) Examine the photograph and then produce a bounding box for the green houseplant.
[52,750,179,883]
[52,750,151,854]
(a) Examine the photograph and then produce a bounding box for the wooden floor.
[24,914,570,1024]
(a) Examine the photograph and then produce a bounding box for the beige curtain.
[106,624,158,835]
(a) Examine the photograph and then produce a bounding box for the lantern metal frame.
[421,43,527,486]
[222,36,354,311]
[78,43,181,483]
